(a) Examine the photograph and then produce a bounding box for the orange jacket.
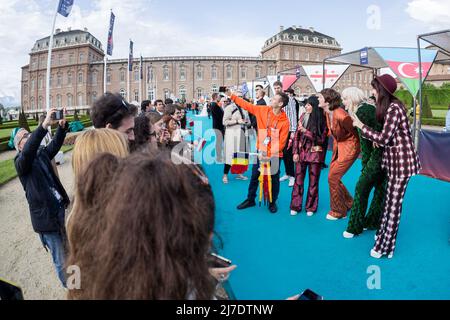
[231,95,289,158]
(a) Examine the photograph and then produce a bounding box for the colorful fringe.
[258,161,272,206]
[231,152,249,174]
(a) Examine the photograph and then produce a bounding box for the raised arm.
[230,95,259,116]
[15,125,48,176]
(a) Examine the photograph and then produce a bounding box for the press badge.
[263,136,271,146]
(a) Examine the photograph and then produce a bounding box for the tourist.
[90,92,138,143]
[226,89,290,214]
[132,114,159,152]
[342,87,386,239]
[350,74,421,259]
[319,88,360,220]
[290,96,327,216]
[222,98,249,183]
[67,151,236,299]
[141,100,153,114]
[210,93,225,163]
[14,108,70,287]
[153,99,165,116]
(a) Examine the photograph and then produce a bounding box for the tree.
[18,110,31,131]
[422,95,433,118]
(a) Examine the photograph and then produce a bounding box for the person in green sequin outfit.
[341,87,387,238]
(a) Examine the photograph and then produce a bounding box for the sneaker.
[374,235,378,241]
[326,214,338,221]
[370,249,382,259]
[290,210,299,216]
[288,177,295,187]
[343,231,354,239]
[387,253,394,259]
[269,202,278,213]
[236,174,248,181]
[222,175,229,184]
[279,175,290,182]
[237,199,256,210]
[306,211,314,217]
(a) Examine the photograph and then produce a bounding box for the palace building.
[22,25,447,112]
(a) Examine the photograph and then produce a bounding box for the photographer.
[14,108,70,287]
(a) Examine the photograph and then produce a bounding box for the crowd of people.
[11,72,420,298]
[209,75,419,259]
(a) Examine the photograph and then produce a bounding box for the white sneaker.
[306,211,314,217]
[288,177,295,187]
[290,210,298,216]
[363,228,368,231]
[388,253,394,259]
[326,214,338,221]
[374,235,378,241]
[343,231,354,238]
[280,175,289,182]
[370,249,382,259]
[236,174,248,181]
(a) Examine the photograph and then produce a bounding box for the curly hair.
[90,92,138,129]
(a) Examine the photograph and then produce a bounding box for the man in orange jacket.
[225,88,290,213]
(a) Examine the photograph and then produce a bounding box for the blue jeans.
[40,232,67,287]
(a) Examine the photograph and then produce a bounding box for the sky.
[0,0,449,105]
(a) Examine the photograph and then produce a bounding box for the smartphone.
[161,123,167,130]
[51,109,64,120]
[219,86,227,93]
[298,289,323,300]
[209,253,232,268]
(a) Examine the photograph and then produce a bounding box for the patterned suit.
[346,103,387,235]
[327,108,360,218]
[361,102,421,256]
[290,114,328,213]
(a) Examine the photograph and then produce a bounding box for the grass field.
[0,144,74,186]
[432,110,448,118]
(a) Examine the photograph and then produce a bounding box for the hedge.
[395,88,450,108]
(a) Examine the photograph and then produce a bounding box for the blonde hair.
[72,128,129,178]
[342,87,366,112]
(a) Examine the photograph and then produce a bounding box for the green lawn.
[0,125,38,140]
[0,159,16,186]
[432,110,448,118]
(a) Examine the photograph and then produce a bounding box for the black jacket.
[15,124,70,233]
[210,102,224,133]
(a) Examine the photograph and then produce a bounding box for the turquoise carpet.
[189,112,450,300]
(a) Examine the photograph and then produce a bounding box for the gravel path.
[0,152,74,300]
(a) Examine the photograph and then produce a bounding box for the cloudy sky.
[0,0,449,105]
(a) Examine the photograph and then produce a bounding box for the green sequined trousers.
[346,103,387,235]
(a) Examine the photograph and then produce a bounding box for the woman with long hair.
[290,96,327,216]
[131,114,158,152]
[319,88,360,220]
[341,87,386,239]
[68,128,129,229]
[67,151,233,299]
[350,74,420,258]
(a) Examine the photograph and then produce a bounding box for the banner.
[418,130,450,182]
[281,75,298,91]
[375,47,438,98]
[107,11,115,56]
[303,64,350,92]
[128,40,134,72]
[57,0,74,17]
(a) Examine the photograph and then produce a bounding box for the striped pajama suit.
[361,102,421,256]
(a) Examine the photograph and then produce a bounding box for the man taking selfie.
[225,88,290,213]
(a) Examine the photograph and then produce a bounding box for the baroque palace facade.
[20,25,405,112]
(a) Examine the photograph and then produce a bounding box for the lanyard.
[266,111,279,131]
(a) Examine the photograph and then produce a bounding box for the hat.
[375,74,397,95]
[284,88,295,95]
[13,128,28,151]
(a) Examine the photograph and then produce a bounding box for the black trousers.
[282,143,295,177]
[247,157,281,203]
[224,164,231,174]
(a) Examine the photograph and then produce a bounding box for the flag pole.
[127,39,130,102]
[103,56,107,94]
[139,55,142,103]
[46,1,60,113]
